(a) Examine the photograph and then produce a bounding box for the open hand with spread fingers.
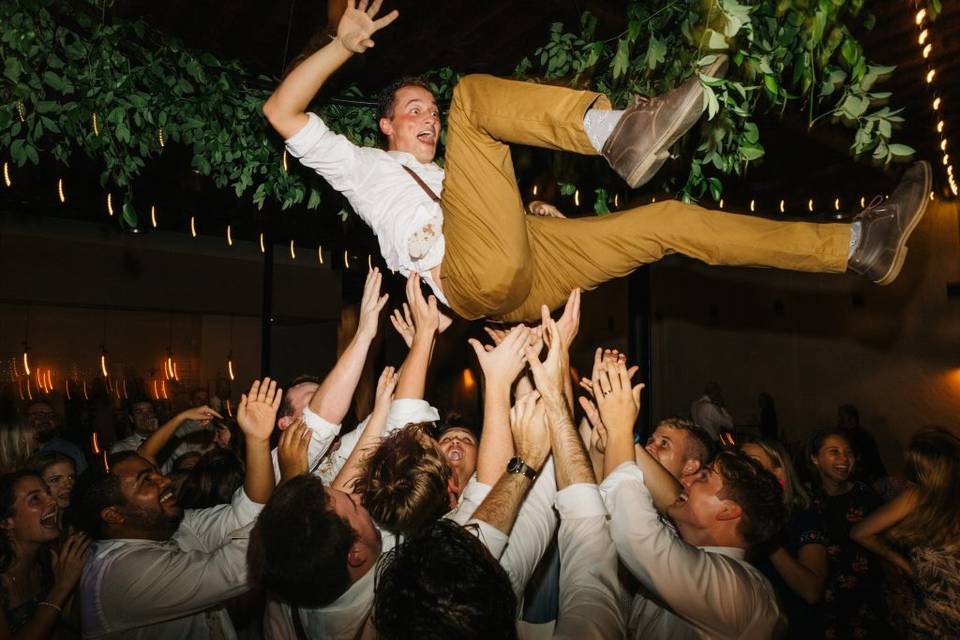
[336,0,400,54]
[237,378,283,444]
[277,418,311,483]
[593,360,644,437]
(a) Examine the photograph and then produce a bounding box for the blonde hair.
[740,437,810,515]
[888,429,960,551]
[0,420,41,474]
[354,423,452,538]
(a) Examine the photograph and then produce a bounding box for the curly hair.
[715,450,785,547]
[353,423,452,537]
[248,475,357,608]
[376,76,434,120]
[374,518,518,640]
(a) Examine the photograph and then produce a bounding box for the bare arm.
[137,406,221,465]
[769,543,828,604]
[308,268,388,424]
[236,379,282,503]
[850,487,918,574]
[332,367,397,491]
[262,0,398,139]
[394,275,439,400]
[469,326,531,485]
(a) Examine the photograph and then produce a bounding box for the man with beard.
[29,399,88,474]
[75,378,280,639]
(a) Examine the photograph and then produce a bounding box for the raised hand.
[356,268,390,342]
[510,391,551,469]
[277,418,310,483]
[336,0,400,54]
[578,396,608,454]
[593,360,644,436]
[554,288,581,350]
[468,324,531,389]
[179,405,223,425]
[527,201,567,218]
[390,303,416,348]
[580,348,636,397]
[524,308,568,406]
[237,378,283,443]
[406,273,440,338]
[374,366,399,410]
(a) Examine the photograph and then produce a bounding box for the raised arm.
[394,274,440,400]
[236,378,282,504]
[308,268,388,424]
[468,325,531,485]
[262,0,399,138]
[137,405,222,465]
[850,486,918,575]
[333,367,398,491]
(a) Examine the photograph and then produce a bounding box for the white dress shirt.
[690,395,734,440]
[285,113,448,304]
[80,488,264,639]
[600,462,782,639]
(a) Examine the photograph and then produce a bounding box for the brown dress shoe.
[848,160,932,285]
[601,55,729,188]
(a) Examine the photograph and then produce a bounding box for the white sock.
[848,221,862,258]
[583,108,625,152]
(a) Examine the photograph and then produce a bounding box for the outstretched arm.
[138,405,222,465]
[850,487,917,575]
[307,268,388,425]
[394,274,440,400]
[236,378,283,503]
[262,0,399,139]
[332,367,398,491]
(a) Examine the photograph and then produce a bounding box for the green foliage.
[514,0,916,203]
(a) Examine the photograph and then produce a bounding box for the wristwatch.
[506,457,539,481]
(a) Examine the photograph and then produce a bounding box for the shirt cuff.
[598,461,644,493]
[555,483,607,520]
[301,405,341,438]
[386,399,440,430]
[231,488,265,526]
[284,112,328,158]
[466,519,508,559]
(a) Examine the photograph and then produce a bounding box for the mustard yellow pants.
[438,75,851,323]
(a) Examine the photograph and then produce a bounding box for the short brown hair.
[715,450,784,547]
[377,77,434,120]
[656,418,715,465]
[355,423,451,537]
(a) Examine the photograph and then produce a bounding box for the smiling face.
[130,401,159,436]
[41,460,76,510]
[2,475,61,545]
[379,85,440,164]
[107,455,182,539]
[437,428,478,482]
[667,462,736,535]
[811,434,854,486]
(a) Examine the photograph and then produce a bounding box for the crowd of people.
[0,271,958,639]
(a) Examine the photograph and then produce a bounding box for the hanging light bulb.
[344,250,350,269]
[45,369,52,392]
[121,377,128,399]
[152,379,160,401]
[807,198,814,212]
[613,193,620,208]
[25,378,32,401]
[172,360,179,382]
[933,97,941,110]
[82,379,88,400]
[282,150,289,173]
[107,193,114,216]
[227,225,233,247]
[860,196,866,208]
[718,198,724,209]
[190,216,197,238]
[100,349,108,377]
[749,199,755,212]
[57,178,65,203]
[2,162,10,188]
[157,127,165,148]
[779,199,785,213]
[227,355,235,381]
[915,8,926,24]
[919,29,929,45]
[165,355,174,380]
[834,197,840,211]
[317,245,324,264]
[923,43,933,59]
[289,240,296,259]
[91,432,101,455]
[259,233,266,254]
[532,184,538,196]
[225,398,233,417]
[160,379,168,399]
[91,111,100,136]
[937,121,945,133]
[22,348,30,376]
[574,189,580,207]
[926,69,936,84]
[941,140,948,151]
[150,205,158,228]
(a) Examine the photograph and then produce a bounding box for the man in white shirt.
[691,382,735,440]
[264,1,930,324]
[76,378,282,639]
[594,358,785,638]
[373,313,624,639]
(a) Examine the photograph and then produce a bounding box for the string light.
[926,69,936,84]
[227,225,233,247]
[532,184,538,196]
[915,8,926,24]
[150,205,158,227]
[25,379,32,401]
[157,127,165,148]
[259,233,265,254]
[343,251,350,269]
[779,199,785,213]
[2,162,10,188]
[101,450,109,473]
[317,245,324,264]
[160,379,168,399]
[919,29,929,45]
[173,361,179,382]
[91,112,99,136]
[190,216,197,238]
[289,240,296,259]
[860,196,866,208]
[613,193,620,208]
[938,121,945,133]
[22,350,30,376]
[282,150,288,173]
[834,197,840,211]
[153,379,160,400]
[933,97,940,110]
[45,369,52,392]
[82,380,88,400]
[749,199,755,212]
[718,198,724,209]
[64,378,71,400]
[574,189,580,207]
[107,193,114,216]
[121,377,128,399]
[225,398,233,417]
[943,155,950,166]
[100,351,108,377]
[15,101,25,123]
[941,140,948,151]
[367,255,372,271]
[923,44,932,59]
[462,368,476,389]
[227,357,235,381]
[91,433,101,455]
[807,198,814,212]
[57,178,65,203]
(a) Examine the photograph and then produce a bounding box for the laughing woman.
[0,471,89,639]
[806,428,890,638]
